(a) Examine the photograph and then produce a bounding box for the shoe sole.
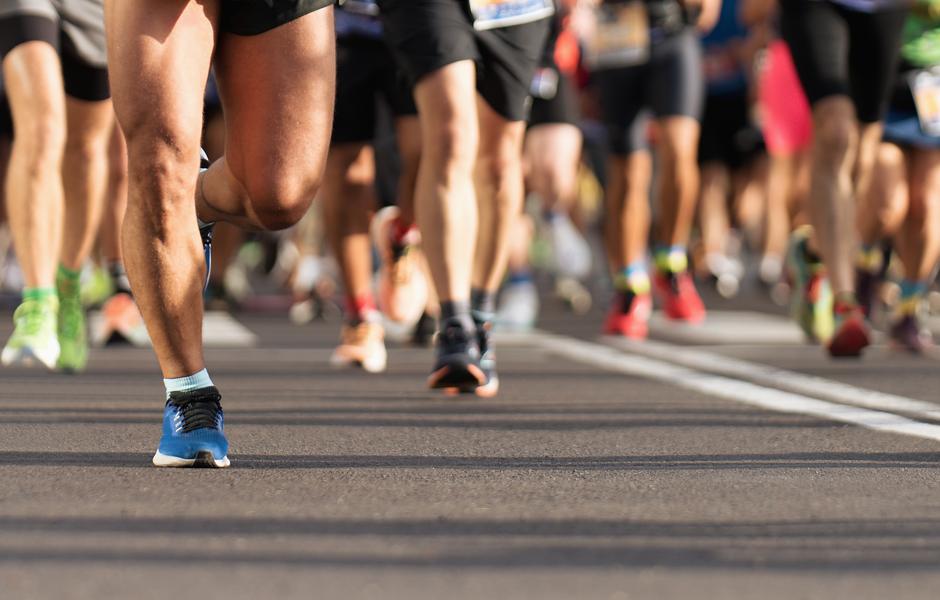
[1,345,60,371]
[329,353,387,374]
[153,450,230,468]
[428,363,485,392]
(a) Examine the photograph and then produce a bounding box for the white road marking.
[500,331,940,444]
[648,310,806,345]
[603,336,940,421]
[88,310,257,347]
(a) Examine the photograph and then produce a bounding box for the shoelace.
[167,387,223,433]
[14,301,49,336]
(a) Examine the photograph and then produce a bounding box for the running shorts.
[221,0,333,36]
[595,27,703,155]
[698,91,764,169]
[528,68,580,127]
[758,39,813,157]
[882,66,940,150]
[333,36,418,145]
[779,0,909,123]
[0,92,12,138]
[0,0,108,101]
[377,0,552,122]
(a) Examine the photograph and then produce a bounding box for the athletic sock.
[856,243,883,273]
[833,292,860,317]
[508,270,534,286]
[164,368,214,400]
[440,300,475,333]
[23,287,57,303]
[614,261,651,295]
[895,279,928,318]
[471,288,496,324]
[345,293,378,325]
[654,245,688,274]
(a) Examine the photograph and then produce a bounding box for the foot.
[889,314,932,354]
[153,386,230,468]
[56,271,88,373]
[330,320,388,373]
[1,296,60,370]
[653,270,706,323]
[786,228,834,344]
[603,290,652,339]
[94,292,150,347]
[427,317,484,393]
[473,314,499,398]
[372,206,428,326]
[827,302,871,358]
[496,279,539,331]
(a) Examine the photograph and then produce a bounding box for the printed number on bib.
[588,1,650,69]
[910,68,940,137]
[470,0,555,31]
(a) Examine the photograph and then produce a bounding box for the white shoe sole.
[1,343,60,371]
[152,451,230,468]
[330,351,388,374]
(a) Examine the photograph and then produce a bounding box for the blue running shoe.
[153,386,230,468]
[198,149,215,291]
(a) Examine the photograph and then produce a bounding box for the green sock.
[56,265,81,296]
[23,287,56,302]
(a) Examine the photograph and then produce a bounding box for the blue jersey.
[701,0,749,95]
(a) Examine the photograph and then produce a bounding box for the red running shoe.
[653,271,706,323]
[827,302,871,358]
[603,290,652,339]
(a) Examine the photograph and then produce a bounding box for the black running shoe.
[427,317,484,393]
[473,316,499,397]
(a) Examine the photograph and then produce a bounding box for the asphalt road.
[2,291,940,599]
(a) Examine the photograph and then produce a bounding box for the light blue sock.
[164,368,214,399]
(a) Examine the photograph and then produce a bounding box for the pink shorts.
[759,40,813,157]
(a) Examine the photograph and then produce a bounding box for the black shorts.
[377,0,551,122]
[779,0,908,124]
[528,64,580,128]
[221,0,333,35]
[333,36,418,145]
[596,28,703,155]
[698,92,764,170]
[0,93,12,137]
[0,14,108,101]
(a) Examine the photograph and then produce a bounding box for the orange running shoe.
[371,206,428,326]
[94,293,149,347]
[330,320,388,373]
[653,271,706,323]
[603,290,652,339]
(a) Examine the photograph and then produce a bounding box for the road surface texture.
[2,292,940,599]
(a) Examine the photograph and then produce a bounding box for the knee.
[65,130,110,168]
[124,129,200,220]
[245,171,320,231]
[476,143,522,192]
[424,118,478,175]
[14,116,66,171]
[814,114,858,166]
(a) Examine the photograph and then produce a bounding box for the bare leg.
[698,162,730,259]
[605,152,653,272]
[60,98,114,270]
[897,149,940,282]
[858,142,907,246]
[657,116,701,247]
[806,97,860,296]
[394,115,421,228]
[524,123,582,214]
[763,153,795,263]
[2,42,66,289]
[99,121,128,266]
[412,61,479,303]
[472,98,527,293]
[321,143,376,304]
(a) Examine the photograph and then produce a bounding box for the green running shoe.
[1,296,60,370]
[57,269,88,373]
[786,226,834,344]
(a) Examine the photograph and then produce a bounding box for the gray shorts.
[0,0,107,68]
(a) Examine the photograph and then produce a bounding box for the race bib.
[587,1,650,70]
[910,68,940,137]
[469,0,555,31]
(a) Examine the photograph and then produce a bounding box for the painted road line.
[505,331,940,443]
[88,310,257,348]
[602,336,940,421]
[647,310,806,346]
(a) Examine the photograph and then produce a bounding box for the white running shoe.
[546,213,592,280]
[497,280,539,331]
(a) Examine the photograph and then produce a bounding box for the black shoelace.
[167,386,223,433]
